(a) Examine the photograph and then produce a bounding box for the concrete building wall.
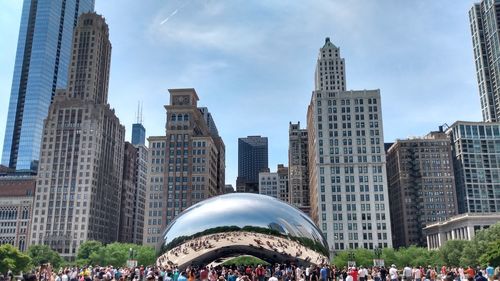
[308,38,392,253]
[30,13,124,259]
[424,213,500,249]
[386,130,458,248]
[288,122,310,215]
[0,176,35,251]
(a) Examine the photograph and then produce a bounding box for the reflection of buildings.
[30,13,125,259]
[0,175,35,251]
[143,89,225,250]
[386,128,457,248]
[237,136,268,193]
[224,184,235,193]
[307,38,392,252]
[288,122,310,215]
[424,213,500,249]
[259,164,289,202]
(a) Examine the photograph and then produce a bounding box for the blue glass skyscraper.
[131,123,146,146]
[2,0,94,172]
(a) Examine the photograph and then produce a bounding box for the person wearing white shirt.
[389,265,399,281]
[413,267,422,281]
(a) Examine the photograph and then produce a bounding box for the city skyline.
[0,1,482,187]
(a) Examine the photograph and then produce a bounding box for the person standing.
[380,267,387,281]
[403,266,412,281]
[389,265,398,281]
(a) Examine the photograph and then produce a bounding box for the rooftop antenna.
[140,101,143,124]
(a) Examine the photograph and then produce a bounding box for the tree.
[439,240,470,267]
[0,244,31,274]
[76,241,103,266]
[27,245,63,268]
[478,240,500,267]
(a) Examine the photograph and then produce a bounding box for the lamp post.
[348,251,355,267]
[373,247,384,267]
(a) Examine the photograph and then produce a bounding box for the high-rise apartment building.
[2,0,94,172]
[307,38,392,252]
[288,122,310,215]
[119,142,137,243]
[142,89,225,250]
[132,143,148,244]
[386,129,458,248]
[469,0,500,122]
[30,13,125,259]
[447,121,500,214]
[236,136,268,193]
[258,164,289,202]
[118,140,147,245]
[142,136,166,248]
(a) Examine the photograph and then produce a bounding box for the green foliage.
[76,240,103,265]
[27,245,63,268]
[479,240,500,267]
[0,244,31,274]
[331,247,444,268]
[439,240,470,267]
[222,256,269,266]
[76,242,156,267]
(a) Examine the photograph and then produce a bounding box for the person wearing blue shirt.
[177,272,188,281]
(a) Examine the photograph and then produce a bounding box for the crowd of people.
[158,232,326,268]
[3,263,499,281]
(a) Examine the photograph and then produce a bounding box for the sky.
[0,0,482,187]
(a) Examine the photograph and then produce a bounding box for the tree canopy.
[0,244,31,274]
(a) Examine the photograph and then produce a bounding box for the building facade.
[447,121,500,214]
[30,13,125,259]
[143,136,167,248]
[386,130,458,248]
[132,144,148,244]
[119,142,137,243]
[142,89,225,250]
[307,38,392,253]
[237,136,268,193]
[469,0,500,122]
[0,175,35,251]
[288,122,310,215]
[132,123,146,146]
[424,213,500,249]
[2,0,94,172]
[259,164,289,202]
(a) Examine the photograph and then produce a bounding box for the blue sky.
[0,1,481,187]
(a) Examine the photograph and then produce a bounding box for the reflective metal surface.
[157,193,329,268]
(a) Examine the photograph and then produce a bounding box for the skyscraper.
[132,124,146,146]
[288,122,310,215]
[259,164,289,202]
[30,13,124,259]
[307,38,392,252]
[2,0,94,172]
[386,129,458,247]
[237,136,268,193]
[470,0,500,122]
[447,121,500,214]
[142,88,225,250]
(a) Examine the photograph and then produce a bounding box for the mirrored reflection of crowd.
[158,232,326,268]
[2,263,499,281]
